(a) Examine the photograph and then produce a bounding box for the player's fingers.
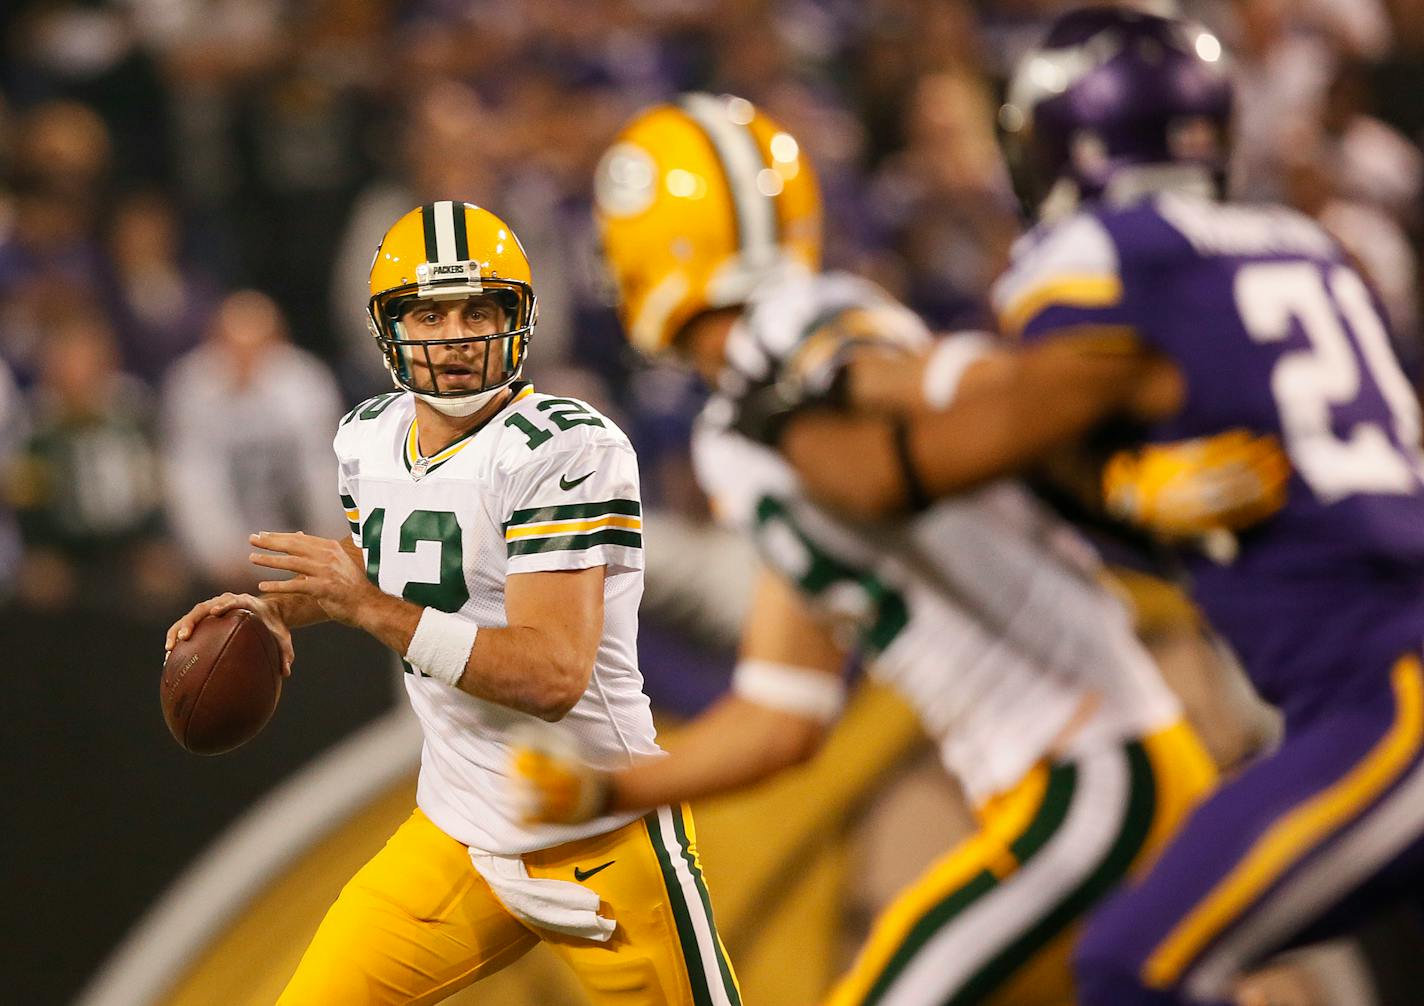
[275,630,295,677]
[257,577,312,596]
[249,530,315,554]
[167,594,235,649]
[248,551,321,576]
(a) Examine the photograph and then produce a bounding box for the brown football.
[161,608,283,755]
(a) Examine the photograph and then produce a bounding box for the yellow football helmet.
[594,93,822,355]
[367,201,536,414]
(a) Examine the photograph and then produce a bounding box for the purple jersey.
[994,194,1424,723]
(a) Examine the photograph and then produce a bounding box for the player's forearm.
[350,590,423,655]
[458,625,592,721]
[355,593,592,719]
[785,348,1157,519]
[608,695,825,812]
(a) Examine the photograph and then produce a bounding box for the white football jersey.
[696,268,1181,803]
[334,384,660,854]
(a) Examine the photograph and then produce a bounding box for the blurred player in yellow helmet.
[513,94,1220,1006]
[596,93,822,356]
[167,202,740,1005]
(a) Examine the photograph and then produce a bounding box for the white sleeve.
[501,436,644,576]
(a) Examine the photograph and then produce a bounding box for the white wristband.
[922,332,995,410]
[732,659,846,723]
[406,609,479,687]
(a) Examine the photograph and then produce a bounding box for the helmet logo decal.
[595,143,658,218]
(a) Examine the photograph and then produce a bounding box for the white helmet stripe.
[679,93,779,266]
[433,200,460,263]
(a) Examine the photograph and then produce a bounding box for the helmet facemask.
[366,201,538,417]
[367,273,536,417]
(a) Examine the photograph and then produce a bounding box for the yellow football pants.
[278,803,741,1006]
[826,720,1218,1006]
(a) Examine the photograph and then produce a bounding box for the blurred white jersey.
[334,385,660,854]
[695,269,1180,803]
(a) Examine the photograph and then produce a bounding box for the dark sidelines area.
[1,607,394,1004]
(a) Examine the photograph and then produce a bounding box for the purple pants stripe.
[1074,655,1424,1005]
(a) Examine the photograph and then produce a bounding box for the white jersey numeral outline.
[1235,261,1424,503]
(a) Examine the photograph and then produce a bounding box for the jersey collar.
[404,382,534,479]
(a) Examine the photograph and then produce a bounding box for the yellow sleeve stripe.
[505,514,643,541]
[998,275,1123,338]
[1143,655,1424,988]
[344,507,360,520]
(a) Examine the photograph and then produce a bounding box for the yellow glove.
[1103,430,1291,538]
[509,727,613,826]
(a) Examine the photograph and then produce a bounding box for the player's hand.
[728,378,821,446]
[727,356,857,447]
[249,530,378,628]
[165,592,295,677]
[509,727,614,826]
[1102,430,1290,538]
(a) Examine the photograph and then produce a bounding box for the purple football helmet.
[1000,5,1233,219]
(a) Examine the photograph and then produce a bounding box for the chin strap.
[413,385,508,417]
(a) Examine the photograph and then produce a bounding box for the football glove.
[1102,430,1291,538]
[728,362,853,447]
[509,726,614,826]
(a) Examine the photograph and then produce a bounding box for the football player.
[164,203,740,1006]
[515,94,1220,1005]
[765,8,1424,1004]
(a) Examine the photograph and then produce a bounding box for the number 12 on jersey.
[1236,261,1424,503]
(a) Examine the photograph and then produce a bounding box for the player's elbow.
[759,714,827,770]
[529,662,591,722]
[533,695,580,723]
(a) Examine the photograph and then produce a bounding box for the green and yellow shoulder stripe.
[504,498,642,557]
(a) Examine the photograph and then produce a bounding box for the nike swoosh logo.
[560,470,595,491]
[573,860,615,882]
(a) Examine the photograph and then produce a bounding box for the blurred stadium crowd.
[2,0,1423,618]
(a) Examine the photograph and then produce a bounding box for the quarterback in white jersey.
[166,201,740,1006]
[333,384,658,852]
[514,95,1219,1006]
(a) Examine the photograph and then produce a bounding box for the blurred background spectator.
[0,356,26,598]
[0,0,1420,645]
[160,290,344,592]
[4,304,178,612]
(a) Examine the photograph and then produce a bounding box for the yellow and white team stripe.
[504,499,643,558]
[828,722,1215,1006]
